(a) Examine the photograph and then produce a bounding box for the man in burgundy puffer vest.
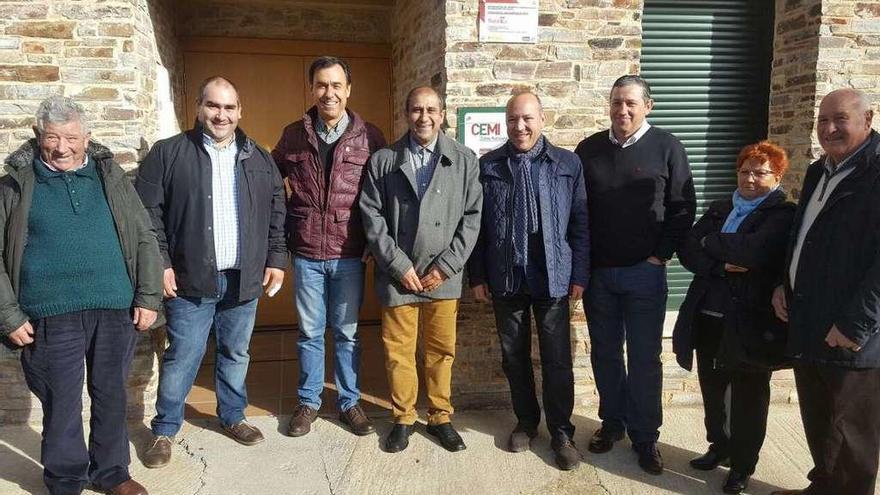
[272,56,385,438]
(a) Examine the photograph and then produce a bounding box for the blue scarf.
[508,136,545,267]
[721,187,778,233]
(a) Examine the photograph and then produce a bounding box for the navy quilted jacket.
[468,139,589,298]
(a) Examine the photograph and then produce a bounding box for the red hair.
[736,140,789,177]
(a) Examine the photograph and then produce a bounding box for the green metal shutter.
[640,0,773,310]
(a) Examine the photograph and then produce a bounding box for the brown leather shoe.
[339,404,375,436]
[106,478,148,495]
[142,435,172,469]
[222,420,265,446]
[770,490,805,495]
[287,404,318,437]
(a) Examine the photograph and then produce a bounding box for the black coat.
[673,189,795,372]
[785,130,880,368]
[135,127,288,301]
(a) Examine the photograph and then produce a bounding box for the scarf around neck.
[721,187,778,233]
[507,135,546,267]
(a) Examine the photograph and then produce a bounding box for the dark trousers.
[795,363,880,495]
[693,313,771,475]
[492,294,575,439]
[585,260,666,444]
[20,309,137,495]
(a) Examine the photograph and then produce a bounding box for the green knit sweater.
[18,158,134,319]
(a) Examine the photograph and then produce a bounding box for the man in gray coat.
[360,86,482,453]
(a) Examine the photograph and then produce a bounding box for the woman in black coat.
[672,141,795,494]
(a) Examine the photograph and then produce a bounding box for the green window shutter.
[640,0,773,310]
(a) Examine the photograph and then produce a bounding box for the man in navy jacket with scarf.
[468,91,589,471]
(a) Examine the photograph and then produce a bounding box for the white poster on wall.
[479,0,539,44]
[458,108,508,157]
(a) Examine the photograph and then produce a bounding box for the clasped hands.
[401,265,447,293]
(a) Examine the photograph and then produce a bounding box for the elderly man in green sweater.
[1,96,163,495]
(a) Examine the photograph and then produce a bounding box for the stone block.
[554,114,594,129]
[536,80,580,98]
[0,4,50,20]
[74,86,120,101]
[6,21,76,39]
[99,22,135,38]
[0,64,59,82]
[56,5,132,20]
[493,61,537,80]
[855,2,880,18]
[497,45,547,61]
[0,38,20,50]
[64,46,114,58]
[536,61,573,79]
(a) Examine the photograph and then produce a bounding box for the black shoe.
[689,447,729,471]
[633,442,664,475]
[723,470,750,494]
[587,427,624,454]
[384,424,414,453]
[426,423,467,452]
[551,435,581,471]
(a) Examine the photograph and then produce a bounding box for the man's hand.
[724,263,749,273]
[771,285,788,322]
[401,267,424,292]
[7,321,34,346]
[133,307,158,331]
[262,267,285,297]
[472,283,491,303]
[569,284,585,299]
[646,256,667,266]
[825,325,862,352]
[163,268,178,298]
[419,266,448,292]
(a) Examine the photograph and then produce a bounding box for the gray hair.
[35,96,89,134]
[611,75,652,102]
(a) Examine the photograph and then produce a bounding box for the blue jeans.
[293,256,364,411]
[152,270,259,436]
[585,260,667,444]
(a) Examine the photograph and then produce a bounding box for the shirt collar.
[609,121,652,148]
[40,156,89,173]
[202,133,237,151]
[823,137,872,177]
[316,111,350,137]
[409,133,439,155]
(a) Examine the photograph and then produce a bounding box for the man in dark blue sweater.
[575,75,696,475]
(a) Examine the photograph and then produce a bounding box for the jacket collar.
[303,106,366,141]
[389,131,457,196]
[187,124,255,159]
[483,135,564,163]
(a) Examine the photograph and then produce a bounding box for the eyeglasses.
[737,169,775,179]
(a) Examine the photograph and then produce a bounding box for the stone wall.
[767,0,822,198]
[174,0,391,44]
[390,0,448,137]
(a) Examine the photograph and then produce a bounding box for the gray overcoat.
[360,132,483,307]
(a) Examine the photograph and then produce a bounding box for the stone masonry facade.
[1,0,878,424]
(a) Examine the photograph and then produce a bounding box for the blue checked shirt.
[203,134,241,271]
[408,134,440,200]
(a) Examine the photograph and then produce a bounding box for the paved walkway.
[0,405,841,495]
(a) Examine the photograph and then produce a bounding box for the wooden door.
[179,38,393,417]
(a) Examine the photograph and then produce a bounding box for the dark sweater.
[575,127,695,268]
[19,158,134,319]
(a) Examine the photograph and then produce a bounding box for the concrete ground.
[0,405,840,495]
